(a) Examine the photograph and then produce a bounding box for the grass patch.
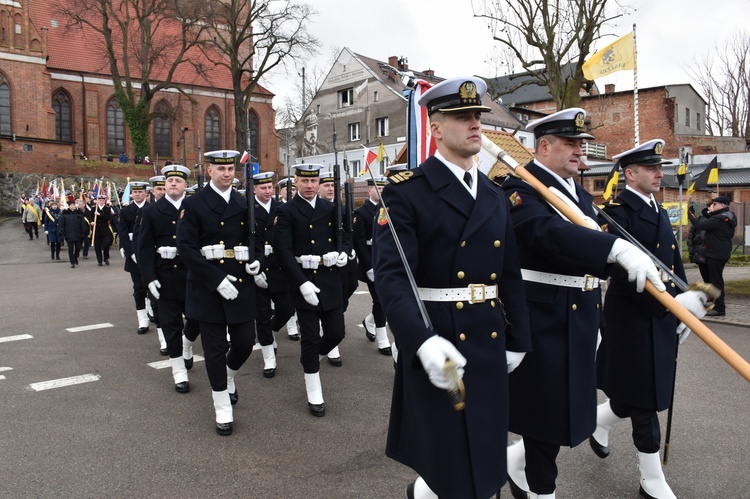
[724,279,750,297]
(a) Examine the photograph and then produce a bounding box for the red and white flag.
[240,150,250,165]
[410,79,437,166]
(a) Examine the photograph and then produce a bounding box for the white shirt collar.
[625,185,658,211]
[300,195,317,208]
[134,199,146,209]
[209,181,232,203]
[533,159,579,201]
[435,150,478,199]
[255,196,272,213]
[165,194,185,210]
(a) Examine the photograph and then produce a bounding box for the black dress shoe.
[589,435,610,458]
[288,333,300,341]
[263,368,276,378]
[327,356,342,367]
[706,310,725,317]
[308,402,325,417]
[71,264,76,268]
[379,346,392,356]
[174,381,189,393]
[406,480,415,499]
[98,262,103,266]
[639,484,662,499]
[362,320,375,341]
[137,326,149,334]
[104,260,110,266]
[507,475,528,499]
[229,389,238,405]
[215,421,233,436]
[148,313,155,323]
[184,357,194,370]
[160,348,168,356]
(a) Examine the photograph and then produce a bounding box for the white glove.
[322,251,338,267]
[45,230,49,234]
[254,272,268,289]
[506,351,526,373]
[131,253,137,264]
[299,281,320,306]
[416,335,467,390]
[335,251,348,267]
[148,280,162,300]
[366,268,374,282]
[120,248,126,259]
[350,249,356,260]
[607,239,665,293]
[245,260,261,275]
[675,290,709,344]
[264,244,273,256]
[216,275,239,300]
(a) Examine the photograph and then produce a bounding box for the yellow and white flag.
[582,33,636,80]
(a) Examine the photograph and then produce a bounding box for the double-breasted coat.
[597,188,685,411]
[373,156,531,499]
[176,186,262,324]
[272,194,350,312]
[502,161,618,447]
[118,201,144,272]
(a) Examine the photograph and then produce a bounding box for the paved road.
[0,217,748,498]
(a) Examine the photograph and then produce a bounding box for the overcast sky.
[263,0,749,113]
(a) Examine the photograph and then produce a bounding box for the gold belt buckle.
[659,270,670,282]
[224,249,235,259]
[582,274,596,292]
[469,284,486,304]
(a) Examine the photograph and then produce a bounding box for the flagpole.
[633,23,639,145]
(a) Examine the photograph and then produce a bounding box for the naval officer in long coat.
[373,76,532,499]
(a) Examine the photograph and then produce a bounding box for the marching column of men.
[136,164,201,393]
[141,175,166,354]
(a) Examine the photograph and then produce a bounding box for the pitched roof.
[484,130,534,179]
[485,62,598,107]
[29,1,272,96]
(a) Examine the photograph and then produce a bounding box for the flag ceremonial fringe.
[687,157,719,197]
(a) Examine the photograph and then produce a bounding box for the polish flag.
[362,145,377,172]
[240,150,250,165]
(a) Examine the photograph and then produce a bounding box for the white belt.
[295,255,323,264]
[366,239,372,246]
[521,269,600,291]
[418,284,498,304]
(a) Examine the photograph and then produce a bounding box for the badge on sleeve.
[180,209,185,219]
[377,207,389,226]
[274,216,278,225]
[509,191,522,207]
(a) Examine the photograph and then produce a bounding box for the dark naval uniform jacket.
[136,197,188,302]
[373,156,532,499]
[91,204,114,239]
[176,186,262,324]
[502,161,618,447]
[118,200,145,273]
[255,197,288,292]
[353,199,377,282]
[597,188,685,411]
[272,194,350,311]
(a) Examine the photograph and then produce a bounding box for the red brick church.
[0,0,279,178]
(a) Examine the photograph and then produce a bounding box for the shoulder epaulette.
[388,170,416,184]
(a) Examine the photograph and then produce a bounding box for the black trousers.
[93,233,112,264]
[341,265,358,312]
[199,321,255,391]
[609,400,661,453]
[255,286,275,346]
[523,437,561,495]
[67,240,82,264]
[160,298,189,358]
[128,268,147,309]
[699,257,728,313]
[146,289,161,328]
[365,280,387,327]
[82,236,90,257]
[50,242,61,259]
[24,223,35,239]
[297,307,345,373]
[270,289,296,333]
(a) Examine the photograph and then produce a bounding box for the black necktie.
[650,200,657,211]
[463,172,472,188]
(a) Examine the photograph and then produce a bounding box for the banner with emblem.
[582,32,636,80]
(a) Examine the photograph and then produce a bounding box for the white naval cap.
[293,164,323,177]
[204,150,240,164]
[525,107,594,140]
[149,175,166,187]
[161,164,191,180]
[417,76,492,115]
[612,139,671,167]
[253,172,275,184]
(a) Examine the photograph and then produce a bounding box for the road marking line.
[148,355,205,370]
[0,375,5,380]
[29,374,101,391]
[0,367,12,372]
[0,334,33,343]
[66,323,114,333]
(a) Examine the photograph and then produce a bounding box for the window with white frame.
[348,122,360,141]
[376,117,389,137]
[350,160,361,175]
[338,88,354,108]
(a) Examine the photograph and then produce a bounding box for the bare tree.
[199,0,319,161]
[472,0,629,109]
[687,30,750,141]
[54,0,207,158]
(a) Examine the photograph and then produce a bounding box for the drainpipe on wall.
[79,73,87,158]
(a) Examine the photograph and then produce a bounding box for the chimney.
[388,56,398,69]
[398,56,409,70]
[423,69,434,78]
[605,84,615,94]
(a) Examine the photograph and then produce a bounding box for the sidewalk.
[684,264,750,329]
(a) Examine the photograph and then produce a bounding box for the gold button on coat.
[461,241,466,247]
[219,259,224,264]
[459,333,466,341]
[491,332,498,339]
[494,240,501,247]
[490,273,497,281]
[457,271,465,279]
[571,304,577,311]
[456,302,464,310]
